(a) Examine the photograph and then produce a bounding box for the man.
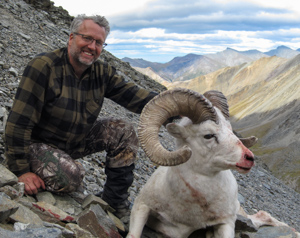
[4,14,157,219]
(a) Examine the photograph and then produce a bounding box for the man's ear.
[68,33,74,46]
[166,123,189,139]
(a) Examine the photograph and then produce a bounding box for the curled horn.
[138,88,218,166]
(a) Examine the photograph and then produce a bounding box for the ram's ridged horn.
[204,90,229,119]
[138,88,218,166]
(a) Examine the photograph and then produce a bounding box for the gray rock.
[0,185,23,199]
[31,201,76,223]
[8,68,18,77]
[43,222,75,238]
[9,204,44,228]
[81,194,115,213]
[235,214,258,232]
[0,165,18,187]
[18,32,31,41]
[65,223,95,238]
[0,226,63,238]
[35,191,56,205]
[243,226,297,238]
[0,192,19,223]
[51,193,83,216]
[77,204,121,238]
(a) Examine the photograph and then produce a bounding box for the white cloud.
[107,27,300,60]
[53,0,155,16]
[52,0,300,62]
[246,0,300,13]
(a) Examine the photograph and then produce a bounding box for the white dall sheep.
[127,88,291,238]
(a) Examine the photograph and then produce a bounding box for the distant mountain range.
[123,46,300,83]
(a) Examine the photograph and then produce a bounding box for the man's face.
[68,19,106,67]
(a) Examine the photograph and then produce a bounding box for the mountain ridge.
[124,45,300,83]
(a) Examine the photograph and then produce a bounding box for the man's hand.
[18,172,46,195]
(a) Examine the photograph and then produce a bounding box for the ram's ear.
[166,123,189,139]
[240,136,258,148]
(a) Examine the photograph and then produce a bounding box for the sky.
[52,0,300,63]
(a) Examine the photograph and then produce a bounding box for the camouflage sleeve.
[5,57,49,176]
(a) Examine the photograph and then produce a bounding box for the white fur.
[127,109,256,238]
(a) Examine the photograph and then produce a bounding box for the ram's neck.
[168,166,238,200]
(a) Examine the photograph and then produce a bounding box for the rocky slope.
[0,0,299,237]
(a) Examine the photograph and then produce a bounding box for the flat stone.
[0,107,8,118]
[0,185,23,200]
[82,194,115,213]
[235,214,258,232]
[18,32,31,40]
[17,195,37,208]
[0,223,14,231]
[0,193,19,223]
[0,165,18,187]
[107,210,126,232]
[253,226,297,238]
[65,223,95,238]
[0,226,63,238]
[53,194,83,216]
[9,204,43,228]
[36,191,56,205]
[31,201,76,223]
[77,204,121,238]
[43,222,75,238]
[8,67,18,77]
[12,183,25,197]
[14,222,30,231]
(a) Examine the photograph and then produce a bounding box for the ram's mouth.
[236,165,252,174]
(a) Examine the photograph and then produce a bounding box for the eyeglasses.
[73,32,107,48]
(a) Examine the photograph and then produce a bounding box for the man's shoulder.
[33,48,66,66]
[93,58,117,74]
[94,58,109,67]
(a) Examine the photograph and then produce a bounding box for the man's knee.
[29,143,85,193]
[108,118,138,142]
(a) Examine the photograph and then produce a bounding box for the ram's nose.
[236,144,255,173]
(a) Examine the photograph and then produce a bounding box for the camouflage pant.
[29,118,139,193]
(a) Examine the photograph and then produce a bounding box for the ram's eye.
[204,134,215,139]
